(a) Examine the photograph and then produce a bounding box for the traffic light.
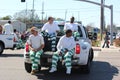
[21,0,25,2]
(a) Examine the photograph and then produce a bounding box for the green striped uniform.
[51,49,74,69]
[29,50,43,70]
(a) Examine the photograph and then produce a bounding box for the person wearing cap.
[49,29,76,74]
[3,20,13,34]
[27,27,45,75]
[64,17,80,41]
[102,31,110,48]
[41,17,60,51]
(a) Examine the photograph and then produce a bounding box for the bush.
[92,40,100,47]
[113,38,120,47]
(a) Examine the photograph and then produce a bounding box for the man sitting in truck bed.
[49,29,76,74]
[27,27,44,75]
[41,16,60,51]
[64,16,80,41]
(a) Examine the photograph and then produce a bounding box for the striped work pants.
[41,31,56,51]
[51,49,74,69]
[29,50,43,70]
[73,31,80,41]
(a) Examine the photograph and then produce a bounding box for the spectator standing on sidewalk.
[102,32,110,48]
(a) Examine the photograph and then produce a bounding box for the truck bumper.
[24,51,86,68]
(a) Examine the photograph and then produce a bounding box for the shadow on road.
[0,53,23,57]
[34,61,119,80]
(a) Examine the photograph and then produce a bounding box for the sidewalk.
[93,45,120,51]
[92,47,101,51]
[93,40,120,51]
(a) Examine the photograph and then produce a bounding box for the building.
[0,20,26,33]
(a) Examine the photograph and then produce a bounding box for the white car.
[24,24,94,73]
[116,32,120,39]
[0,34,17,55]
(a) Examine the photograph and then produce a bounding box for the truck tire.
[24,62,41,73]
[24,62,32,73]
[0,42,4,55]
[90,48,94,61]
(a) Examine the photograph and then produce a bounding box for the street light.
[100,0,104,41]
[75,0,113,45]
[110,5,113,45]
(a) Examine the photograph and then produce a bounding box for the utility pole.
[110,5,113,45]
[41,1,44,24]
[32,0,35,26]
[64,10,67,23]
[100,0,104,41]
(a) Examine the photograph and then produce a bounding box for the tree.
[55,18,64,21]
[0,15,12,20]
[13,9,40,23]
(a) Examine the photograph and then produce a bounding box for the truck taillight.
[75,43,80,54]
[25,42,29,52]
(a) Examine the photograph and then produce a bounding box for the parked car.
[88,31,97,40]
[107,32,116,39]
[116,32,120,39]
[0,34,17,55]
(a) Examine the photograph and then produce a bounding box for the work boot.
[31,70,38,75]
[49,67,57,73]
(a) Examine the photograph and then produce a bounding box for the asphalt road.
[0,48,120,80]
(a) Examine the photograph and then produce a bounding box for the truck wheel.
[24,62,32,73]
[0,42,4,55]
[90,48,94,61]
[38,65,41,72]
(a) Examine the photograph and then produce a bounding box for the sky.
[0,0,120,28]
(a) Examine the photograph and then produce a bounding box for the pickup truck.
[0,34,16,55]
[24,23,94,74]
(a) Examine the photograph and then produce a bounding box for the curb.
[92,47,101,51]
